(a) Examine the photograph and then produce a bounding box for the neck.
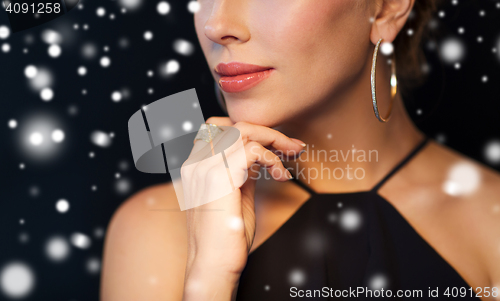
[274,59,424,193]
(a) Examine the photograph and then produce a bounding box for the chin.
[226,106,285,128]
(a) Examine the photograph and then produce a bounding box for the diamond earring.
[371,38,397,123]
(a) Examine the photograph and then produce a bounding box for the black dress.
[236,136,480,300]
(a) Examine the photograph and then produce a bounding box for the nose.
[204,0,250,45]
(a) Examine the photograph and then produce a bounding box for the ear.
[369,0,415,45]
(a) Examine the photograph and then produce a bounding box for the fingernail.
[291,138,306,148]
[286,169,293,180]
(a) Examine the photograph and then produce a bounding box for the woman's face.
[194,0,373,127]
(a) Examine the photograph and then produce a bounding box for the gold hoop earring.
[214,80,228,114]
[371,38,397,123]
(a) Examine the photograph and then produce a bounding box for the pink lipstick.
[215,62,275,93]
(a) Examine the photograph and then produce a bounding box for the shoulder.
[423,140,500,284]
[105,180,185,228]
[100,180,187,301]
[423,139,500,201]
[103,180,187,248]
[391,139,500,200]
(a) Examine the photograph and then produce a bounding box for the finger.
[233,121,305,158]
[192,117,234,147]
[290,138,307,147]
[268,145,304,160]
[197,118,305,159]
[222,141,292,183]
[205,116,234,127]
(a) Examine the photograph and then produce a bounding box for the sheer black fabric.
[236,137,479,300]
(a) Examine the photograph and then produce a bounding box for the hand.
[181,117,305,300]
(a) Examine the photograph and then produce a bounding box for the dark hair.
[395,0,442,94]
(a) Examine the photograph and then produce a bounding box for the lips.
[215,62,275,93]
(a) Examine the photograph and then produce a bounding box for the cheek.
[257,0,369,99]
[256,0,357,58]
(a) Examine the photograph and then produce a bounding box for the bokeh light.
[111,91,122,102]
[157,1,170,15]
[484,140,500,165]
[288,268,306,286]
[93,227,105,239]
[368,273,389,290]
[86,257,101,274]
[24,65,37,79]
[173,39,194,56]
[115,178,132,195]
[380,42,394,55]
[48,44,62,58]
[27,67,53,92]
[0,261,35,299]
[339,208,362,232]
[45,236,71,262]
[81,42,98,60]
[56,199,70,213]
[40,88,54,101]
[442,162,481,196]
[187,1,200,13]
[90,131,112,148]
[119,0,143,11]
[17,112,66,162]
[19,232,29,244]
[496,35,500,62]
[144,31,153,41]
[41,29,62,44]
[70,233,92,249]
[8,119,17,129]
[182,121,193,131]
[1,43,10,53]
[29,132,43,146]
[166,60,180,74]
[51,129,65,143]
[96,7,106,17]
[77,66,87,76]
[439,37,466,64]
[100,56,111,68]
[0,25,10,39]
